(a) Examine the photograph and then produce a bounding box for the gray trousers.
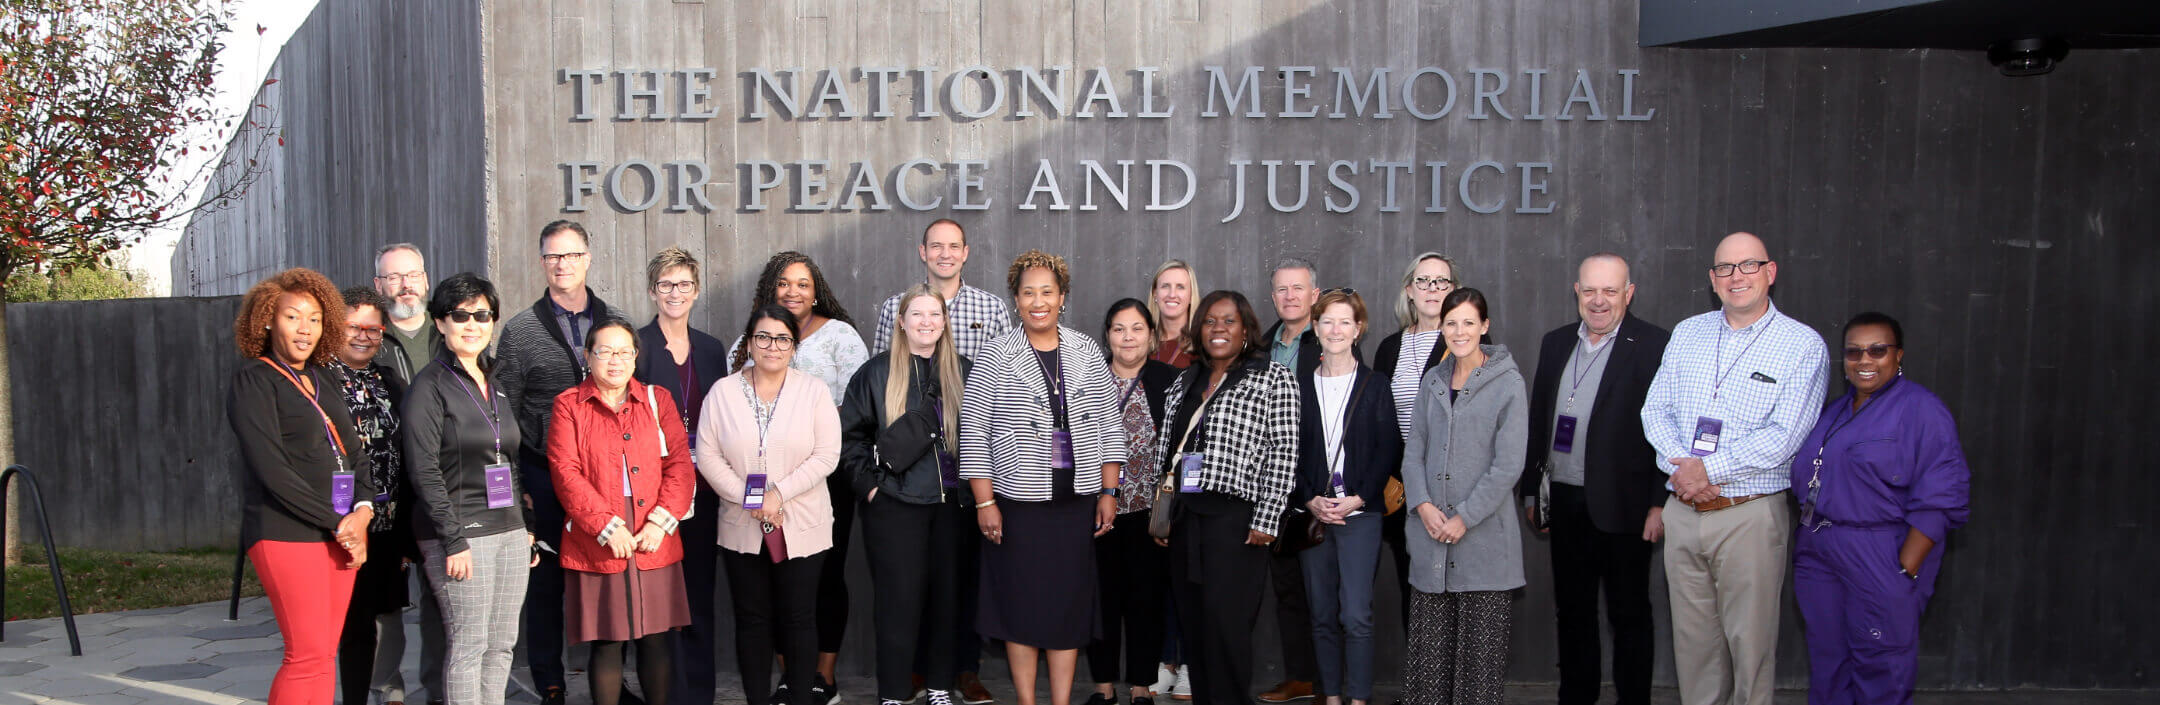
[421,531,531,705]
[373,569,448,704]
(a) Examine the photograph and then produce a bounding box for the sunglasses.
[444,309,496,324]
[1842,343,1898,362]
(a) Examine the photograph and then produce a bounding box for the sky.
[124,0,321,296]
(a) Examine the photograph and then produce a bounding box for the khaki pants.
[1662,493,1790,705]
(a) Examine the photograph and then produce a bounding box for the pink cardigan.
[693,368,841,557]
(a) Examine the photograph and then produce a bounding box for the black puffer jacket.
[839,351,975,505]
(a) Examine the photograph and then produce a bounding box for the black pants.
[724,545,826,705]
[863,496,963,699]
[1547,483,1655,705]
[522,460,568,691]
[1089,511,1169,685]
[337,545,405,705]
[1269,532,1320,683]
[671,484,723,705]
[1170,492,1269,705]
[948,492,985,676]
[817,472,855,655]
[1382,510,1413,629]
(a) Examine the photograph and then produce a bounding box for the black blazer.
[1131,358,1182,429]
[1516,313,1671,533]
[230,361,378,548]
[1290,363,1404,508]
[1373,329,1446,382]
[633,318,730,436]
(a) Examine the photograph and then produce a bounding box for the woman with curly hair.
[228,267,379,705]
[731,250,870,701]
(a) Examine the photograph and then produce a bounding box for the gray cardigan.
[1402,344,1530,594]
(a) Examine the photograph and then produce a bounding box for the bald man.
[1519,254,1670,705]
[1639,233,1827,705]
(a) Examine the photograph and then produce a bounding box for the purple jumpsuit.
[1789,377,1969,705]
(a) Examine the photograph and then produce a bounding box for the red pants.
[249,539,359,705]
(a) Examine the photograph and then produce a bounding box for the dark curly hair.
[233,268,347,364]
[731,303,803,370]
[341,286,391,317]
[1005,249,1071,298]
[1184,290,1266,363]
[750,251,852,326]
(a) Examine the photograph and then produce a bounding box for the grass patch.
[4,546,262,620]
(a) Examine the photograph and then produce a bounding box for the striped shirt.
[1640,302,1829,497]
[1390,330,1443,440]
[956,327,1128,501]
[871,282,1014,359]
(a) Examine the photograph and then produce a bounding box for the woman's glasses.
[444,310,495,324]
[1842,343,1898,362]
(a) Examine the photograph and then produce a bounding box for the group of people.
[228,219,1970,705]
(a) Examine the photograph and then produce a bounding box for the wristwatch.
[1101,486,1119,497]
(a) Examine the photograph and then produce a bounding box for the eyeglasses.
[444,309,495,323]
[1321,287,1357,296]
[1709,259,1770,277]
[347,323,385,339]
[1843,343,1899,362]
[1411,276,1455,292]
[541,252,589,267]
[374,271,426,284]
[653,281,697,295]
[751,333,797,350]
[589,347,637,362]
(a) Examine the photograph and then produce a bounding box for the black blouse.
[229,361,378,548]
[402,356,529,555]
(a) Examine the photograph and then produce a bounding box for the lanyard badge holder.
[1177,388,1215,494]
[264,358,356,514]
[1038,349,1076,471]
[440,359,514,509]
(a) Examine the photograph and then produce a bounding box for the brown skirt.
[566,559,692,644]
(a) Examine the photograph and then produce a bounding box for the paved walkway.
[3,599,2153,705]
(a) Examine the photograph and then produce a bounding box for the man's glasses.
[1709,259,1770,277]
[1843,343,1899,362]
[1411,276,1455,292]
[347,323,385,339]
[374,271,426,284]
[444,309,495,323]
[541,252,589,267]
[751,333,796,350]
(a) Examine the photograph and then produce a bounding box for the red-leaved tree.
[1,0,275,563]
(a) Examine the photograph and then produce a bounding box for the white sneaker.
[1171,668,1192,701]
[1149,665,1176,696]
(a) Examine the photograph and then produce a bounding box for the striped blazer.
[958,326,1128,501]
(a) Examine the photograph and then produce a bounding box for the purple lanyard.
[1033,347,1068,429]
[1564,337,1612,411]
[440,358,504,463]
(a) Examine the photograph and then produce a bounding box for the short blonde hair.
[646,247,700,289]
[1393,252,1458,332]
[1006,249,1071,297]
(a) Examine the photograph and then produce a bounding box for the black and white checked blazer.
[957,326,1128,500]
[1156,357,1302,536]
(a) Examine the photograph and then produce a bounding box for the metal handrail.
[227,532,246,621]
[0,464,83,655]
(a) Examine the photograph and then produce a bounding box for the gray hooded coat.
[1402,344,1530,594]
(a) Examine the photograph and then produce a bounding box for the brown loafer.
[958,671,996,705]
[1256,680,1315,703]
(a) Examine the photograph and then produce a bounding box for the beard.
[388,299,425,322]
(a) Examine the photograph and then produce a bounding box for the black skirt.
[977,492,1099,650]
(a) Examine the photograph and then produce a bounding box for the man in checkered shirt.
[872,218,1015,360]
[1640,231,1827,705]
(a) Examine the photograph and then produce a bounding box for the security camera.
[1987,38,2068,77]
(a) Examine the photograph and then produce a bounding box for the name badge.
[1050,429,1075,470]
[484,463,515,509]
[331,472,356,515]
[1177,453,1205,493]
[1553,414,1578,453]
[1329,469,1346,497]
[1691,417,1723,456]
[744,474,768,510]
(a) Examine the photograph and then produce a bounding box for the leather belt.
[1687,491,1781,513]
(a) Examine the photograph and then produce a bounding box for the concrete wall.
[7,297,244,552]
[174,1,488,295]
[479,0,2158,690]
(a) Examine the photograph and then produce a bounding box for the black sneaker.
[927,689,957,705]
[772,684,794,705]
[814,676,843,705]
[1086,694,1117,705]
[1133,697,1155,705]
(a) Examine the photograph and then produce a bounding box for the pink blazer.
[694,368,841,557]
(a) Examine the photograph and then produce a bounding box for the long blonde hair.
[1147,259,1199,334]
[885,284,965,453]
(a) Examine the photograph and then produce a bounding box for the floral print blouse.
[332,359,403,532]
